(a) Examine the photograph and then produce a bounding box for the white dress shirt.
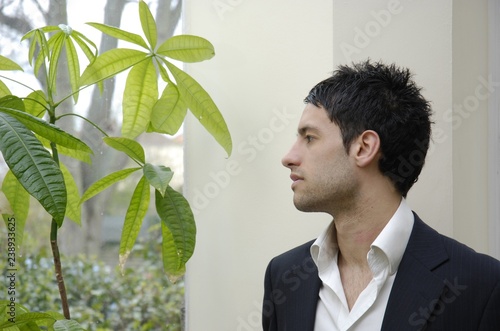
[310,199,414,331]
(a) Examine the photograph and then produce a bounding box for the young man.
[262,61,500,330]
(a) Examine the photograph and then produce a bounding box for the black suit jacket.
[262,214,500,330]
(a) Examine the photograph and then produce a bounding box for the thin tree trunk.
[63,0,128,257]
[157,0,182,42]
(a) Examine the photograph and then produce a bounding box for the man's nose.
[281,143,300,169]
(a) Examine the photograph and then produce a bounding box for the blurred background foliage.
[1,222,184,331]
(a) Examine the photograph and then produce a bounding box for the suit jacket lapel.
[381,214,449,330]
[281,253,321,331]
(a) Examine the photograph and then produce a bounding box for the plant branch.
[52,82,95,109]
[57,113,109,137]
[49,110,71,319]
[0,74,37,94]
[50,218,70,319]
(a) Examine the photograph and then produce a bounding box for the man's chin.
[293,199,322,213]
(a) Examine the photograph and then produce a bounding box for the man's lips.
[290,174,303,188]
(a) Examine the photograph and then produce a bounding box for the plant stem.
[50,219,71,319]
[48,108,71,319]
[56,112,109,137]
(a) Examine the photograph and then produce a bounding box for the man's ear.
[351,130,381,167]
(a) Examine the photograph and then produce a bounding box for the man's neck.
[332,193,402,267]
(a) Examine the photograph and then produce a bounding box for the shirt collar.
[310,198,414,275]
[310,221,338,271]
[371,198,414,275]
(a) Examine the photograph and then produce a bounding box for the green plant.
[0,1,231,329]
[1,224,184,331]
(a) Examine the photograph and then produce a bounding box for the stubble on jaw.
[292,174,360,219]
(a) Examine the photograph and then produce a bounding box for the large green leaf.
[156,187,196,282]
[157,60,173,84]
[38,135,92,164]
[60,163,81,225]
[23,29,50,74]
[165,61,232,156]
[33,31,49,75]
[149,83,187,135]
[122,58,158,139]
[0,300,31,314]
[103,136,145,164]
[22,25,60,40]
[0,113,66,226]
[0,80,11,97]
[0,312,55,329]
[25,29,39,65]
[0,301,38,330]
[160,222,183,283]
[53,319,86,331]
[139,0,157,49]
[79,48,148,87]
[143,164,173,196]
[0,98,92,154]
[157,35,215,63]
[118,175,150,273]
[0,95,25,111]
[86,23,149,49]
[80,167,141,203]
[0,54,23,71]
[2,170,30,248]
[64,37,80,103]
[36,311,66,326]
[23,90,47,118]
[48,32,65,95]
[70,30,98,64]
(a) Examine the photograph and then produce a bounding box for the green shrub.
[5,246,184,330]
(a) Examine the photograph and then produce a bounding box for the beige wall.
[332,0,454,237]
[183,2,333,330]
[183,1,494,329]
[452,0,491,255]
[487,0,500,259]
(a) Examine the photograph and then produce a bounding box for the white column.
[452,0,491,254]
[488,0,500,260]
[183,2,333,330]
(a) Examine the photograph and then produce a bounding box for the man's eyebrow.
[297,125,320,136]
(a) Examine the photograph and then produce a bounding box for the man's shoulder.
[440,231,500,270]
[267,239,317,273]
[411,213,500,272]
[273,239,315,261]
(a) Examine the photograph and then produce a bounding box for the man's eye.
[305,135,314,143]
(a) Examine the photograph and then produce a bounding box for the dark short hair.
[304,60,433,197]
